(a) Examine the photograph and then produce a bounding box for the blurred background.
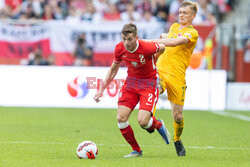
[0,0,249,111]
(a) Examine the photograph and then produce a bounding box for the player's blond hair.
[180,1,199,14]
[121,23,137,36]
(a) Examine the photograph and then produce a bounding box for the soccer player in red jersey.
[94,23,171,157]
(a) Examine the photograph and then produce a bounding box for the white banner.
[0,66,226,110]
[0,21,165,53]
[46,21,165,53]
[227,83,250,111]
[0,22,49,42]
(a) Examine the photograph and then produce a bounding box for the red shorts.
[118,79,159,113]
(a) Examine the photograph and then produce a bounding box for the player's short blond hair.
[180,1,198,14]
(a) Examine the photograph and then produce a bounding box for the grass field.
[0,107,249,167]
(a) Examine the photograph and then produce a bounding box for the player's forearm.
[142,39,176,46]
[100,64,119,91]
[153,37,188,47]
[152,38,178,47]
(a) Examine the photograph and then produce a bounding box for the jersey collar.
[128,40,139,53]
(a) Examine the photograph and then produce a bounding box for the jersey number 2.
[148,93,153,102]
[139,55,146,64]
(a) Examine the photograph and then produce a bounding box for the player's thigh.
[139,88,159,114]
[117,105,133,123]
[158,71,168,94]
[166,77,187,105]
[118,87,139,111]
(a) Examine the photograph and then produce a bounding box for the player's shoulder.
[138,39,158,49]
[170,23,180,29]
[138,39,150,46]
[114,42,124,54]
[184,25,198,39]
[187,25,198,34]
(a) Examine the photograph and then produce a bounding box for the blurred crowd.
[0,0,240,66]
[0,0,238,25]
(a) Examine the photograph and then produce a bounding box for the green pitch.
[0,107,249,167]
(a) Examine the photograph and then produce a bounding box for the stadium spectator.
[135,0,151,15]
[193,0,217,25]
[142,10,158,23]
[116,0,131,13]
[28,49,49,65]
[0,5,13,19]
[5,0,22,11]
[53,5,64,20]
[103,3,121,21]
[94,23,170,158]
[47,54,56,65]
[81,1,102,22]
[25,3,36,19]
[58,0,69,19]
[120,2,141,22]
[66,7,80,22]
[150,0,199,156]
[32,0,44,18]
[73,33,93,66]
[152,0,170,22]
[93,0,110,13]
[69,0,87,11]
[42,4,54,20]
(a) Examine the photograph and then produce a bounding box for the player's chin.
[125,45,132,50]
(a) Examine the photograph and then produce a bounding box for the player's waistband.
[124,77,158,90]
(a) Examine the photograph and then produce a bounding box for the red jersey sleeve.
[113,42,123,64]
[140,40,160,56]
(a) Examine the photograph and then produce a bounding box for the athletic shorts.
[159,71,187,106]
[118,79,159,113]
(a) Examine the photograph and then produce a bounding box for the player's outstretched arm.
[94,62,121,103]
[153,36,189,47]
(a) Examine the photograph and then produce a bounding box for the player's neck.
[179,23,192,29]
[127,40,139,53]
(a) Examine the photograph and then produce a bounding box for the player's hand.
[94,90,103,103]
[160,33,168,39]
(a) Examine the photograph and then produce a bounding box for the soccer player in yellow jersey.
[152,1,199,156]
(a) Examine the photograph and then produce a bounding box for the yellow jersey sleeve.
[183,29,198,45]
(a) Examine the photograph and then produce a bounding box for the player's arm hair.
[154,44,165,61]
[100,62,120,91]
[153,36,189,47]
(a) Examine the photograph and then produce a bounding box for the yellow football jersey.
[157,23,198,80]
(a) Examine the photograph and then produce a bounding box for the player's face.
[121,33,138,51]
[178,6,195,25]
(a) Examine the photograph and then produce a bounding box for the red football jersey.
[114,39,160,79]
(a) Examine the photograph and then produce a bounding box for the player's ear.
[192,14,196,21]
[136,35,139,39]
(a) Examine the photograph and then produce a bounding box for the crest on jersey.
[131,61,138,67]
[184,33,192,39]
[177,33,182,37]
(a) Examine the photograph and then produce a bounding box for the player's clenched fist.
[94,90,104,103]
